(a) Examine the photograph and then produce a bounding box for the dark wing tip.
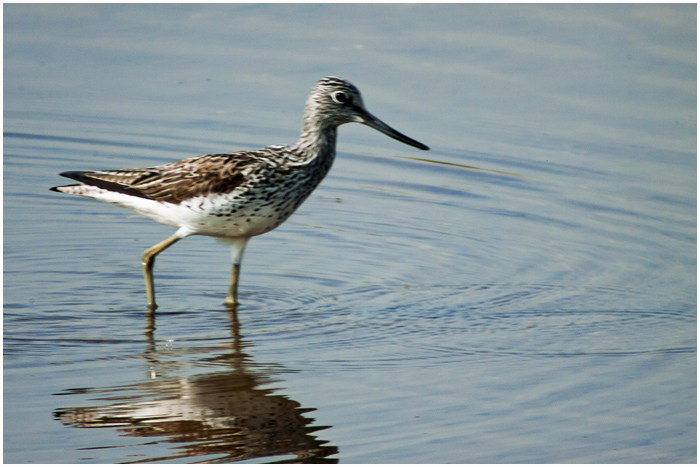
[54,170,154,200]
[58,171,90,182]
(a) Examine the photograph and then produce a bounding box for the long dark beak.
[358,108,430,151]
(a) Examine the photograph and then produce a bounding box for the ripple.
[241,282,696,371]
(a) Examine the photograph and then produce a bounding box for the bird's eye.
[331,91,350,105]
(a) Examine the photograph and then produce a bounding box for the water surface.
[4,4,696,463]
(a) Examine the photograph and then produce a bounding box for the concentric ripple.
[237,282,695,371]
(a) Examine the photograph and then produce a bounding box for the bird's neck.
[293,113,338,168]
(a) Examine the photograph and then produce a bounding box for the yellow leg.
[142,233,183,310]
[227,263,241,307]
[225,238,249,307]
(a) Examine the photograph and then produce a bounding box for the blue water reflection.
[4,4,695,463]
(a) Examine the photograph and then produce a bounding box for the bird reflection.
[54,306,338,463]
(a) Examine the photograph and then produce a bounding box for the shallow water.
[4,4,696,463]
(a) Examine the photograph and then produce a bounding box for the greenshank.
[51,77,429,309]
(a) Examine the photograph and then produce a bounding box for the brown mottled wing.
[59,152,261,204]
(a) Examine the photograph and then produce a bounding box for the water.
[4,4,696,463]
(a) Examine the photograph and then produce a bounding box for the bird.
[51,77,429,310]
